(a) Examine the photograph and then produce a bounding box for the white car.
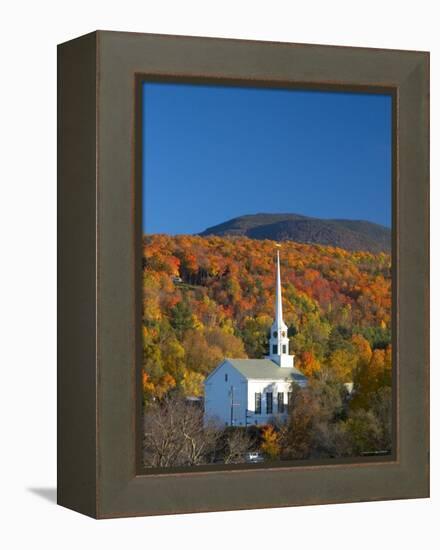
[245,451,264,463]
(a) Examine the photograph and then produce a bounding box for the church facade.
[204,250,307,427]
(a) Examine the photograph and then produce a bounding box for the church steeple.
[268,248,294,368]
[275,249,283,328]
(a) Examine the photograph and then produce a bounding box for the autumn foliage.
[142,234,392,401]
[260,425,282,459]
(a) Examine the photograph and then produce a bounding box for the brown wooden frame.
[58,31,429,518]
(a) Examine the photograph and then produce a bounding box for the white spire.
[275,249,283,328]
[267,246,294,368]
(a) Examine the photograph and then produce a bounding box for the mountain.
[199,213,391,253]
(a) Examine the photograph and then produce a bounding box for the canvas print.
[141,82,392,469]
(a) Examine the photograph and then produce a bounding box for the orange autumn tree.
[297,350,321,377]
[142,371,176,400]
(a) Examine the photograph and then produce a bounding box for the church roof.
[225,358,307,383]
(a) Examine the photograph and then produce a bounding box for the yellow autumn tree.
[181,369,205,397]
[351,346,392,410]
[328,348,357,383]
[351,333,373,367]
[260,425,281,460]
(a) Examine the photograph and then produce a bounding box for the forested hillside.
[142,234,392,406]
[200,213,391,253]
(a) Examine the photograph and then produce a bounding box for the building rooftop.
[225,358,307,383]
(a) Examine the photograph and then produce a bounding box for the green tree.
[358,326,391,349]
[170,300,194,339]
[142,324,164,383]
[240,316,271,358]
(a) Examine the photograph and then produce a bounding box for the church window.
[282,331,286,337]
[278,392,285,413]
[225,373,228,382]
[272,344,278,354]
[282,345,287,354]
[255,393,262,414]
[273,331,277,338]
[266,392,273,414]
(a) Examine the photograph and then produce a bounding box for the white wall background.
[0,0,437,548]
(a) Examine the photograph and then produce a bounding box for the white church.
[204,249,307,427]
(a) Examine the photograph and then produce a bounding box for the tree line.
[142,233,391,400]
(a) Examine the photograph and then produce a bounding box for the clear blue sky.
[142,82,392,234]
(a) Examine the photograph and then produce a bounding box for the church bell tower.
[268,248,294,368]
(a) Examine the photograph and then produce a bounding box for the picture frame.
[57,30,429,518]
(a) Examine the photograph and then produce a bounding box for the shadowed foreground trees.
[222,428,254,464]
[346,387,392,455]
[281,373,351,459]
[143,394,220,468]
[143,376,392,469]
[280,371,392,460]
[143,394,254,468]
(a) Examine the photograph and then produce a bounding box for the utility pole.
[230,385,234,426]
[229,386,240,426]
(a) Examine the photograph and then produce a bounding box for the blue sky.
[142,82,392,234]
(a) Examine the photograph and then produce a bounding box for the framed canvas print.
[57,31,429,518]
